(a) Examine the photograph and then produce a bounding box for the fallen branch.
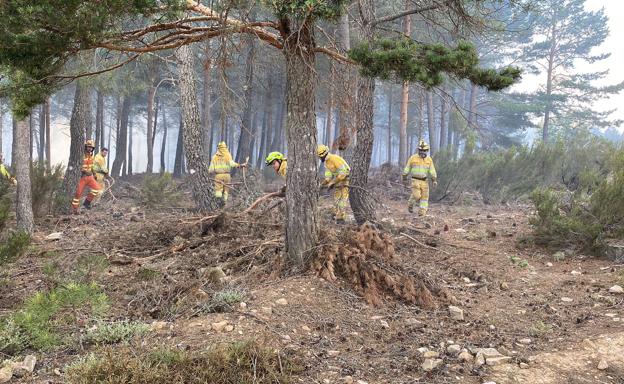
[399,232,451,255]
[244,191,283,214]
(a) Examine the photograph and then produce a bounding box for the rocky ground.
[0,177,623,384]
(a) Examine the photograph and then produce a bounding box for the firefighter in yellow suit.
[208,142,243,203]
[317,145,350,224]
[402,140,437,216]
[93,147,109,192]
[0,155,17,185]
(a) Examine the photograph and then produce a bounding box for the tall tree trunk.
[111,96,130,177]
[386,84,393,164]
[95,91,103,150]
[257,76,273,167]
[146,80,156,173]
[127,119,133,176]
[350,0,377,225]
[160,106,168,173]
[38,105,45,162]
[543,20,557,143]
[15,117,34,234]
[335,13,353,152]
[270,86,285,152]
[44,98,51,170]
[11,117,17,166]
[282,17,319,265]
[29,114,34,163]
[84,90,93,140]
[0,99,3,159]
[60,81,89,212]
[152,97,159,148]
[202,41,213,156]
[439,92,448,149]
[236,35,256,163]
[398,0,412,166]
[426,90,437,155]
[467,82,478,153]
[173,118,184,177]
[324,64,335,146]
[175,44,217,211]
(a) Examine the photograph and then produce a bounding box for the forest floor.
[1,175,623,384]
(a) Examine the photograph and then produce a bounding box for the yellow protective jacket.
[323,154,350,183]
[209,150,240,174]
[277,159,287,179]
[93,153,108,181]
[0,164,12,180]
[403,155,437,181]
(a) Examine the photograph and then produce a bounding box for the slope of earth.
[0,180,622,384]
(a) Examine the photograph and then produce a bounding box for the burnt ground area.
[1,178,623,384]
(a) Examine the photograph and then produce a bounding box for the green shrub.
[0,231,30,266]
[73,254,109,281]
[65,340,300,384]
[137,268,160,281]
[141,173,180,207]
[82,320,150,345]
[0,282,109,355]
[202,288,245,313]
[30,162,65,217]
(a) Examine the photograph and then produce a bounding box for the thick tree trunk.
[127,119,133,176]
[426,90,437,155]
[202,41,213,156]
[60,82,89,212]
[398,1,412,166]
[146,81,156,173]
[160,106,168,173]
[335,13,353,152]
[29,115,34,163]
[282,17,319,265]
[84,90,93,141]
[175,44,218,211]
[15,117,34,234]
[44,98,51,169]
[95,91,104,150]
[386,84,393,164]
[439,92,448,149]
[38,105,45,163]
[11,117,17,166]
[111,96,130,177]
[236,35,256,163]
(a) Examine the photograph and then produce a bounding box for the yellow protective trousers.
[333,180,349,220]
[409,179,429,216]
[214,173,231,201]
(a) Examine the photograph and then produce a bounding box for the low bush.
[0,282,109,355]
[0,231,30,266]
[202,288,245,313]
[141,173,180,207]
[65,340,300,384]
[82,320,150,345]
[30,162,65,217]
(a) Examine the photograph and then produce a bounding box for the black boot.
[83,200,92,210]
[408,205,413,213]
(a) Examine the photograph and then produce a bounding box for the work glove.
[326,181,336,190]
[10,177,17,186]
[433,180,438,187]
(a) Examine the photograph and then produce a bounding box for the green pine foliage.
[349,38,521,90]
[30,162,65,217]
[0,282,109,355]
[265,0,347,20]
[0,231,30,266]
[141,173,180,207]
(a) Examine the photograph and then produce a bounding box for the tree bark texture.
[426,90,437,155]
[160,105,168,173]
[11,117,17,166]
[45,98,51,170]
[127,119,133,176]
[176,44,218,211]
[38,105,45,162]
[60,82,88,212]
[236,35,256,163]
[282,17,319,266]
[146,82,156,173]
[95,91,104,150]
[173,117,184,176]
[15,118,34,234]
[111,96,130,177]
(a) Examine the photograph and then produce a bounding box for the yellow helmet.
[317,144,329,158]
[217,141,228,149]
[418,140,430,151]
[85,139,95,149]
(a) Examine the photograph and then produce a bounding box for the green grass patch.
[0,282,109,355]
[66,340,300,384]
[137,268,160,281]
[202,288,245,313]
[509,256,529,268]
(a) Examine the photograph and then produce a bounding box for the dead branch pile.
[312,223,437,308]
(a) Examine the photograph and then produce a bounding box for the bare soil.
[1,178,623,384]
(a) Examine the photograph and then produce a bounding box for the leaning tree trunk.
[350,3,378,225]
[15,117,34,234]
[282,17,319,266]
[175,44,218,211]
[111,96,130,177]
[60,81,89,212]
